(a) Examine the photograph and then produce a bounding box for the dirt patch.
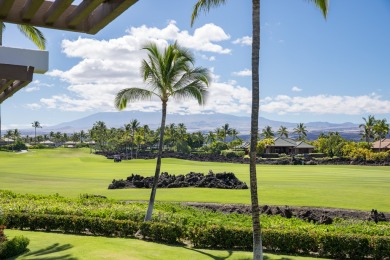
[184,203,390,224]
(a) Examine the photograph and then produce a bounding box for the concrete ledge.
[0,46,48,74]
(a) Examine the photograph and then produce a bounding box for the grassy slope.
[0,148,389,211]
[6,230,329,260]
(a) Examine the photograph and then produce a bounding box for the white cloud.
[40,22,250,114]
[291,86,302,92]
[25,86,40,92]
[261,94,390,115]
[233,69,252,77]
[25,103,41,110]
[233,36,252,46]
[201,54,216,61]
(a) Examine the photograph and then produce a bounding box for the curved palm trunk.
[250,0,263,259]
[0,23,3,141]
[144,101,167,221]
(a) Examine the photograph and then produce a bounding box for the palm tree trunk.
[250,0,263,259]
[0,22,3,142]
[144,101,167,221]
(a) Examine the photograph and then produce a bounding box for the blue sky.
[2,0,390,131]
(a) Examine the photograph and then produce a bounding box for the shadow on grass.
[183,247,253,260]
[9,243,77,260]
[183,248,297,260]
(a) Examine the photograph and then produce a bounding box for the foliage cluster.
[0,206,29,259]
[220,150,245,158]
[1,191,390,258]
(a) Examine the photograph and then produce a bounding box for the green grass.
[0,148,389,211]
[5,230,329,260]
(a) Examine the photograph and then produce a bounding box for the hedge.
[4,213,390,258]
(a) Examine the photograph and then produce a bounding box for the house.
[39,140,56,147]
[0,138,14,146]
[372,139,390,152]
[234,137,315,155]
[265,137,315,155]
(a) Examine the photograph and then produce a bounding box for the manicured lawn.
[6,230,329,260]
[0,148,389,211]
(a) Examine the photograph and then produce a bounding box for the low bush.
[0,235,29,259]
[220,150,245,158]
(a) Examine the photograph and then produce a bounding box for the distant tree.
[80,130,87,143]
[277,126,289,138]
[114,42,210,222]
[223,123,233,142]
[129,119,140,158]
[261,126,274,139]
[293,123,307,141]
[231,128,240,140]
[205,131,216,144]
[31,121,42,144]
[373,118,389,151]
[359,115,376,145]
[90,121,109,152]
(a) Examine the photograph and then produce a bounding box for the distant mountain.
[21,111,361,140]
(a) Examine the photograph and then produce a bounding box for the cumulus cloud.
[25,86,40,92]
[261,94,390,115]
[233,69,252,77]
[291,86,302,92]
[25,103,41,110]
[233,36,252,46]
[39,22,252,114]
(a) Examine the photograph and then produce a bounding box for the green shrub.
[261,153,279,159]
[0,235,29,259]
[220,150,245,158]
[140,222,182,244]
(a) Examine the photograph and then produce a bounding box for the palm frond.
[114,88,155,110]
[17,25,46,50]
[191,0,227,26]
[308,0,329,19]
[171,83,208,105]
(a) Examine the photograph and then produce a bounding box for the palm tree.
[31,121,42,144]
[231,128,239,141]
[373,118,389,151]
[115,42,210,221]
[261,126,274,139]
[277,126,289,138]
[129,119,140,158]
[293,123,308,141]
[0,22,46,145]
[221,123,232,142]
[191,2,328,258]
[359,115,376,145]
[205,131,216,144]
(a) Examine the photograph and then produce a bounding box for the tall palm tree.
[373,118,389,151]
[293,123,308,141]
[31,121,42,144]
[231,128,239,140]
[129,119,140,158]
[205,131,216,144]
[261,126,274,139]
[359,115,376,145]
[0,22,46,142]
[191,2,328,259]
[277,125,289,138]
[115,42,210,221]
[221,123,232,142]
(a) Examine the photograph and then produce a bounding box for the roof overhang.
[0,64,34,104]
[0,0,138,103]
[0,0,138,34]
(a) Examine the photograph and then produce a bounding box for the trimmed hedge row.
[189,226,390,259]
[5,213,390,258]
[5,213,181,244]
